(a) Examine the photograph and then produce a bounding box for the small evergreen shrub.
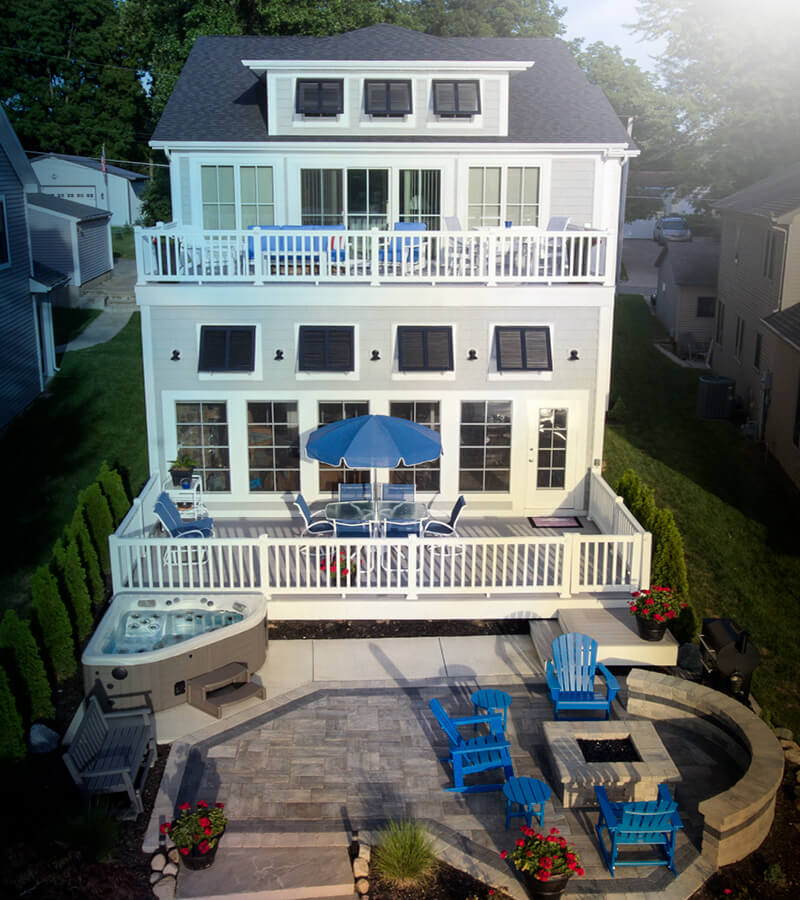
[372,819,437,889]
[68,510,105,607]
[630,482,657,532]
[0,666,26,762]
[82,484,114,576]
[31,566,76,681]
[650,507,696,642]
[615,468,641,512]
[61,539,94,641]
[98,462,130,527]
[0,610,54,721]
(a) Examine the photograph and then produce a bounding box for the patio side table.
[471,688,512,731]
[502,776,551,830]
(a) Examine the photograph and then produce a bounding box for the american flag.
[101,144,107,175]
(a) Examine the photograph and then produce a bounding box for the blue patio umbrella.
[306,414,441,469]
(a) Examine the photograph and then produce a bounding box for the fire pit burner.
[577,737,641,763]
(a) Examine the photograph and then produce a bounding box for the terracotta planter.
[635,615,668,642]
[179,832,224,870]
[519,871,571,899]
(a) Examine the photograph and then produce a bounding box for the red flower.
[550,828,559,835]
[577,868,585,876]
[500,850,508,859]
[199,840,210,854]
[539,871,550,882]
[197,800,208,808]
[179,847,189,856]
[526,850,533,856]
[516,838,525,847]
[199,817,211,827]
[179,802,191,811]
[541,857,553,868]
[645,597,654,605]
[489,892,495,896]
[216,803,225,809]
[159,823,170,834]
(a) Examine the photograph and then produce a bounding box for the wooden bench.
[62,695,156,817]
[187,661,266,718]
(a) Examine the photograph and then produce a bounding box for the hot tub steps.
[187,662,265,718]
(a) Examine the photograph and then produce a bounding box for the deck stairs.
[529,606,679,669]
[186,661,265,718]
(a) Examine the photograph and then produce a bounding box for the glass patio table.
[324,499,428,527]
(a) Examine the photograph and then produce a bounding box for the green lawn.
[607,296,800,735]
[112,226,135,259]
[0,313,148,611]
[52,307,102,347]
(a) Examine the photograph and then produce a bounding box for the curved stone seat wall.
[625,669,784,868]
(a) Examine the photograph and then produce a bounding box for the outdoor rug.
[529,516,582,529]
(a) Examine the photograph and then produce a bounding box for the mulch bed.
[370,860,513,899]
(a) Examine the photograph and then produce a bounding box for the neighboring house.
[27,193,113,301]
[624,170,701,239]
[30,153,147,226]
[762,305,800,489]
[115,25,654,620]
[712,163,800,438]
[0,108,55,428]
[653,241,718,359]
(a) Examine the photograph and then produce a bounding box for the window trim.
[397,326,454,371]
[364,79,412,116]
[495,326,552,371]
[298,325,355,372]
[0,196,10,269]
[247,401,300,494]
[432,80,481,117]
[198,326,256,372]
[295,79,344,117]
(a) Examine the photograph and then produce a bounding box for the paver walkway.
[148,677,739,899]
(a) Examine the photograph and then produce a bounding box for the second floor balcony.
[135,224,611,288]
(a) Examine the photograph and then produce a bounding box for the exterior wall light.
[170,349,180,361]
[467,349,478,360]
[274,349,284,361]
[371,350,381,361]
[569,349,579,361]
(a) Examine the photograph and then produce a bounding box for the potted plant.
[160,800,228,870]
[629,586,687,641]
[501,826,584,899]
[169,454,198,487]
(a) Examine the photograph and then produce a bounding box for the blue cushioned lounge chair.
[293,494,335,537]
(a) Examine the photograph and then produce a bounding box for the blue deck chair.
[429,698,513,793]
[545,632,619,720]
[332,519,373,538]
[378,221,427,264]
[338,483,372,501]
[381,483,415,501]
[595,784,683,877]
[154,492,214,538]
[423,495,466,537]
[293,494,335,537]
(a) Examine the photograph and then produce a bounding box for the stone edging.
[625,669,784,868]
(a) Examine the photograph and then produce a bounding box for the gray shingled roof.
[31,153,147,181]
[28,192,111,221]
[152,24,633,147]
[656,241,719,286]
[31,261,70,289]
[714,161,800,219]
[763,304,800,353]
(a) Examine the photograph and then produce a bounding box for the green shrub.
[372,819,437,889]
[67,799,120,861]
[650,507,697,642]
[98,462,130,527]
[81,484,114,576]
[615,468,641,511]
[68,509,105,608]
[0,666,26,762]
[60,539,94,642]
[30,566,76,681]
[0,610,54,721]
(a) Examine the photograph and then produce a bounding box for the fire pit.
[543,720,680,808]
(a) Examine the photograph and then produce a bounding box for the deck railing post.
[560,533,574,598]
[407,535,419,599]
[259,535,272,598]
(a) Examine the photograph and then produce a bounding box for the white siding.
[77,218,112,283]
[550,158,595,226]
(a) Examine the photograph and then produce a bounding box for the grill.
[699,618,760,704]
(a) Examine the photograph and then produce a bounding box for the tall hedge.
[0,610,54,721]
[0,666,26,762]
[30,566,76,681]
[81,484,114,576]
[60,539,94,642]
[615,469,641,511]
[98,462,130,527]
[68,510,104,608]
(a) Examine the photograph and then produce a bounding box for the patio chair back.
[384,519,423,538]
[551,632,598,692]
[154,492,214,538]
[339,483,372,500]
[333,519,373,538]
[380,221,427,264]
[381,483,415,501]
[429,698,466,748]
[546,216,570,231]
[293,493,335,536]
[423,494,466,537]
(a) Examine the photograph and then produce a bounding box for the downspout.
[616,117,635,285]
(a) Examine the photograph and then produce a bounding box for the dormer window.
[365,80,412,116]
[432,80,480,117]
[296,80,344,117]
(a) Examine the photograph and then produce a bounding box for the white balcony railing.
[134,225,610,286]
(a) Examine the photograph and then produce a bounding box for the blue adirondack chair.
[545,632,619,720]
[428,698,514,793]
[594,784,684,877]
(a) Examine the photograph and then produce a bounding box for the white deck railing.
[134,225,610,286]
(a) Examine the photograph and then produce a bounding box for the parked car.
[654,216,692,243]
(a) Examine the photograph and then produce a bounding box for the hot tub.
[82,592,268,711]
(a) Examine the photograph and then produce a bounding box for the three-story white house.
[120,25,648,619]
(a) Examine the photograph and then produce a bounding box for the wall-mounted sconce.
[274,349,284,361]
[170,349,180,361]
[370,350,381,361]
[467,349,478,361]
[568,349,580,361]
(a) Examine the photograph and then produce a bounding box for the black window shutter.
[523,328,551,369]
[228,328,256,370]
[199,328,227,370]
[299,326,353,371]
[398,326,453,370]
[426,328,453,369]
[326,328,354,370]
[299,327,327,370]
[199,326,255,372]
[496,326,551,371]
[398,328,426,369]
[496,328,524,370]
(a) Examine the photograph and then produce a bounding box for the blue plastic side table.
[502,776,551,830]
[470,688,512,731]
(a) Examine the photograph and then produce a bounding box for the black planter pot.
[519,871,571,899]
[636,615,668,642]
[180,832,224,870]
[170,466,194,487]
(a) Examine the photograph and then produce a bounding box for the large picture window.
[201,165,274,229]
[389,401,440,491]
[248,402,299,492]
[537,408,567,489]
[201,166,235,230]
[175,402,230,492]
[346,169,389,230]
[468,166,540,228]
[317,401,369,492]
[239,167,274,227]
[459,401,511,492]
[399,170,441,230]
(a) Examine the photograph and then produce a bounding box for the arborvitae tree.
[630,482,657,532]
[61,539,94,642]
[98,461,130,527]
[0,666,26,762]
[82,484,114,576]
[615,469,642,514]
[0,610,54,721]
[69,509,105,608]
[650,507,697,642]
[30,566,76,681]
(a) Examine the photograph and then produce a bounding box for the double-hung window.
[459,401,512,492]
[248,402,300,492]
[495,326,552,371]
[433,80,480,117]
[201,165,274,229]
[389,401,441,491]
[298,326,354,372]
[175,403,230,492]
[397,327,453,371]
[296,80,344,116]
[317,401,369,491]
[468,166,540,228]
[198,326,256,372]
[365,80,412,116]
